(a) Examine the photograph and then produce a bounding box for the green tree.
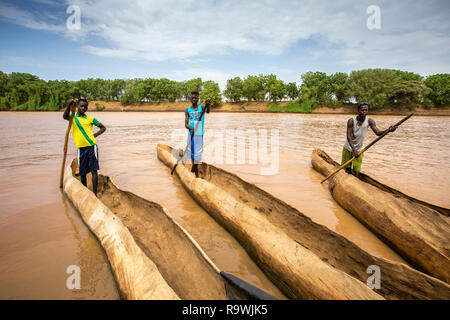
[166,79,180,102]
[176,81,189,101]
[150,78,170,102]
[242,75,265,102]
[328,72,350,105]
[390,80,430,107]
[0,71,8,97]
[120,79,137,105]
[394,70,423,82]
[200,80,221,106]
[285,82,299,100]
[263,74,286,102]
[348,69,398,109]
[108,79,125,101]
[133,78,148,102]
[296,71,331,110]
[4,72,39,108]
[76,78,93,100]
[300,71,331,105]
[297,85,318,111]
[424,74,450,107]
[185,78,203,97]
[7,72,39,87]
[2,70,445,111]
[224,77,244,102]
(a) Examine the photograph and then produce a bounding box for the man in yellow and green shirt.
[63,97,106,196]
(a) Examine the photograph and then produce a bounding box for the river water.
[0,111,448,299]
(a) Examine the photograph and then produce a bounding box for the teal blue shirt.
[187,105,205,136]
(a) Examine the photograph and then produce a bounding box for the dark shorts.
[78,145,99,176]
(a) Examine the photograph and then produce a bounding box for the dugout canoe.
[157,144,450,300]
[63,158,274,300]
[311,148,450,284]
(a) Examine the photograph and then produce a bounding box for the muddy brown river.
[0,112,448,299]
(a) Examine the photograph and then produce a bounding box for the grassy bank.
[268,101,316,113]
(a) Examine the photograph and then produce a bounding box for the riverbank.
[2,101,449,116]
[90,101,450,116]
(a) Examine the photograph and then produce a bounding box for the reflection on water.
[60,193,119,299]
[0,111,449,299]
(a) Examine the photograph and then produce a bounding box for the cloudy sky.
[0,0,449,88]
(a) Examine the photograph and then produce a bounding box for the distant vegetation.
[0,69,448,111]
[95,103,105,111]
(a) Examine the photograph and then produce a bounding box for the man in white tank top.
[342,102,397,178]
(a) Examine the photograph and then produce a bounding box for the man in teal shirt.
[184,91,210,177]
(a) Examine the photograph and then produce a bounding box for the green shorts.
[341,147,363,172]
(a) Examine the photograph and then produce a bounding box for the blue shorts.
[78,145,99,176]
[185,135,203,164]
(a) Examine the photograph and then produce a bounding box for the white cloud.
[32,0,61,6]
[0,2,65,32]
[69,0,450,74]
[70,0,324,58]
[1,0,449,75]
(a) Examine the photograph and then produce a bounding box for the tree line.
[0,69,448,111]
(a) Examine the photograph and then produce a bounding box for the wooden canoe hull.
[63,158,251,300]
[311,148,450,284]
[158,144,450,299]
[158,144,385,300]
[63,160,179,299]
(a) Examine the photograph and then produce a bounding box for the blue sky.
[0,0,449,89]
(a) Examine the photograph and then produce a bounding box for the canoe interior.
[316,151,449,216]
[160,144,450,299]
[69,159,247,300]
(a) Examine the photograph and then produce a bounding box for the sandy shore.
[91,100,450,116]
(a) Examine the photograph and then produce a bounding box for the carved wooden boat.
[311,148,450,284]
[158,144,450,299]
[63,158,273,300]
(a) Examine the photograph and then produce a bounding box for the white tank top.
[344,116,369,152]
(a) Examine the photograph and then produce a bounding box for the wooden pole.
[60,103,77,188]
[320,113,414,184]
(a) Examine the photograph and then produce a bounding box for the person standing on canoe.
[63,97,106,196]
[185,91,210,177]
[342,102,397,178]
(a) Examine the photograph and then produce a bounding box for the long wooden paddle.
[59,102,77,188]
[170,103,209,175]
[320,113,414,184]
[220,271,276,300]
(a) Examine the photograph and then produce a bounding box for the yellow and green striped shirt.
[70,112,100,148]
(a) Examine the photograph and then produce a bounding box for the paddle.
[59,101,77,188]
[320,113,414,184]
[220,271,276,300]
[170,101,210,175]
